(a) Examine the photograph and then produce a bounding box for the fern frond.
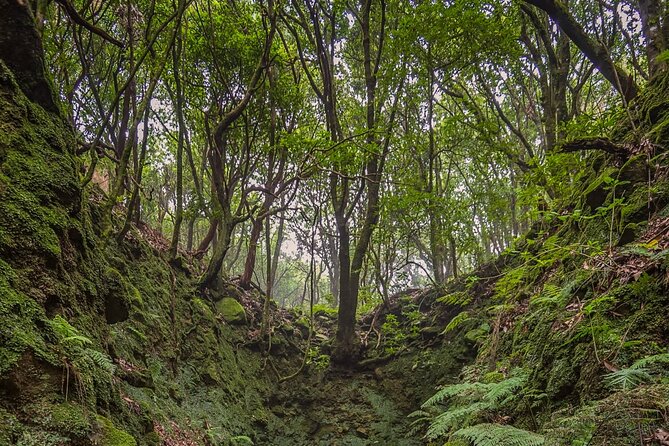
[442,312,471,334]
[408,410,431,419]
[629,353,669,370]
[438,292,472,306]
[50,315,81,339]
[483,374,526,404]
[426,402,487,439]
[63,335,93,347]
[452,423,544,446]
[603,367,651,390]
[531,284,563,307]
[422,382,489,408]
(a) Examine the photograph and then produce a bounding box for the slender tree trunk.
[240,218,264,288]
[200,213,234,288]
[196,218,218,254]
[169,25,185,259]
[186,215,195,252]
[638,0,667,77]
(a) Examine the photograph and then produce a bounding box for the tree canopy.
[32,0,668,361]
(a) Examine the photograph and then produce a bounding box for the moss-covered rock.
[95,415,137,446]
[49,402,92,438]
[216,298,247,325]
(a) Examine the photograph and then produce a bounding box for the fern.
[629,353,669,370]
[83,348,115,374]
[426,403,487,439]
[483,374,526,404]
[420,372,529,441]
[48,315,115,400]
[603,352,669,391]
[63,335,93,347]
[452,423,544,446]
[50,316,84,340]
[422,382,488,408]
[603,367,651,390]
[438,292,472,306]
[442,311,471,334]
[531,284,563,307]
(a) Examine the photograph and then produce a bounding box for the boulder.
[215,297,246,325]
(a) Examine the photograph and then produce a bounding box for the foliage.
[604,353,669,391]
[381,314,407,355]
[452,423,544,446]
[443,311,471,334]
[306,346,330,371]
[418,371,531,440]
[49,315,115,401]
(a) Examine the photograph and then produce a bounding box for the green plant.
[49,316,115,401]
[442,311,471,334]
[604,353,669,391]
[438,291,472,306]
[452,423,544,446]
[230,435,254,445]
[306,347,330,371]
[418,371,531,440]
[380,314,406,355]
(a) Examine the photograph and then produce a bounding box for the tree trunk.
[169,26,185,259]
[0,0,58,113]
[638,0,667,77]
[200,213,234,288]
[240,218,264,288]
[524,0,638,101]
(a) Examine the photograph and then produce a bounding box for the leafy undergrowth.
[3,52,669,446]
[379,75,669,446]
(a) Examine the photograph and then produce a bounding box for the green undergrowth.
[410,75,669,445]
[0,60,302,446]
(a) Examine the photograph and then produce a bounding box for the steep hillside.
[0,58,273,445]
[396,74,669,445]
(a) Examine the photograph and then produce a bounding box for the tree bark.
[0,0,58,113]
[638,0,667,77]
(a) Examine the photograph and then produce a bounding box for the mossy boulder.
[49,402,92,438]
[216,298,246,325]
[95,415,136,446]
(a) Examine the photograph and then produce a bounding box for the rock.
[95,415,136,446]
[215,297,247,325]
[356,426,369,438]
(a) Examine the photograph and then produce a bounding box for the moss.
[96,415,137,446]
[142,431,161,446]
[216,298,247,325]
[192,297,215,320]
[0,260,54,373]
[49,402,92,437]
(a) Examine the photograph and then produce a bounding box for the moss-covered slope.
[0,59,289,446]
[407,74,669,445]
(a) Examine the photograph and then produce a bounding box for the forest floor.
[247,289,473,445]
[261,368,423,445]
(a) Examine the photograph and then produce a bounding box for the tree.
[522,0,639,101]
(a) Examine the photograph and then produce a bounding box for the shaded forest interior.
[1,0,669,445]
